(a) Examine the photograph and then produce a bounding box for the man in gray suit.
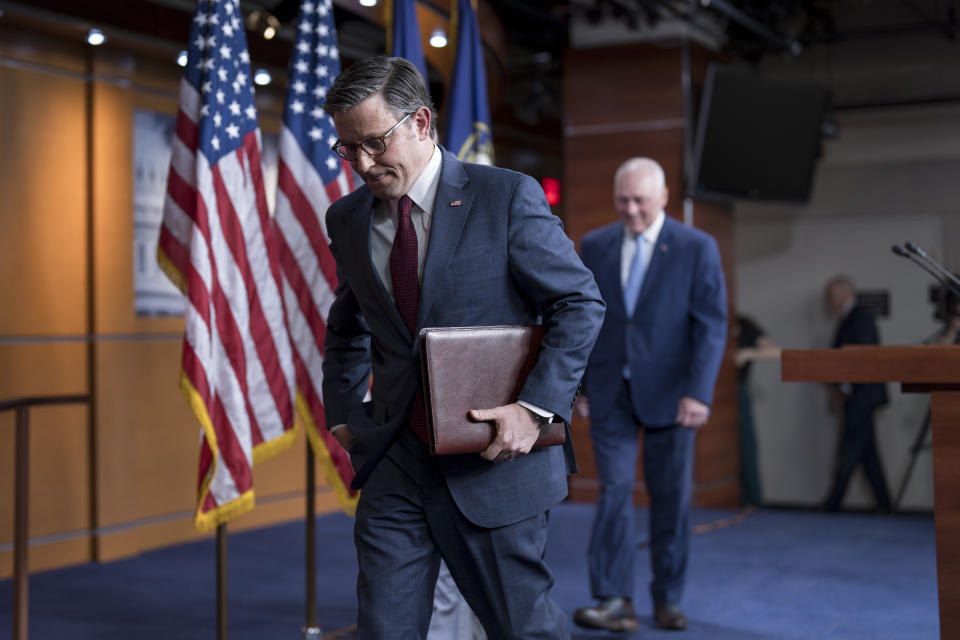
[321,56,605,639]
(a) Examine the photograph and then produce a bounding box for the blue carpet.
[0,504,938,639]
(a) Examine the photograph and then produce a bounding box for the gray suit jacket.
[322,147,605,528]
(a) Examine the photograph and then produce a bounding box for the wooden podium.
[783,345,960,638]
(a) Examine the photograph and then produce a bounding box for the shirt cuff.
[517,400,554,422]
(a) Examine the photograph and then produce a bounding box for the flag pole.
[217,523,228,640]
[304,447,321,639]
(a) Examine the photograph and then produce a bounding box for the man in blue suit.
[320,56,605,639]
[573,157,727,632]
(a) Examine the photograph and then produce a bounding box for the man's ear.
[414,106,431,141]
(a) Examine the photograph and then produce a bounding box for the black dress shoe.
[573,597,639,632]
[654,604,688,631]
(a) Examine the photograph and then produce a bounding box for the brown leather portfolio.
[418,325,566,455]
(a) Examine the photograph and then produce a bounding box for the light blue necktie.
[623,236,646,317]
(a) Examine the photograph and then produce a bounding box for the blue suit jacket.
[580,216,727,427]
[321,147,605,528]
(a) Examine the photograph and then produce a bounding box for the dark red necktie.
[390,194,420,335]
[390,194,428,443]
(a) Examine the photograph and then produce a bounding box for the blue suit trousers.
[587,379,695,607]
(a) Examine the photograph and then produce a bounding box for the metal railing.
[1,394,90,640]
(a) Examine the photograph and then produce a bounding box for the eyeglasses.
[331,111,415,161]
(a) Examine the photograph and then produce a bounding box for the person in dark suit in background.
[573,157,727,633]
[320,56,605,639]
[822,275,892,513]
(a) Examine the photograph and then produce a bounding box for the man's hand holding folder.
[469,404,545,462]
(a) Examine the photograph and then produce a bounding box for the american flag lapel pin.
[450,200,462,207]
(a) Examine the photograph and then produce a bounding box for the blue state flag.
[390,0,428,81]
[444,0,494,165]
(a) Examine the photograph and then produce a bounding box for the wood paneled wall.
[563,43,739,508]
[0,22,342,579]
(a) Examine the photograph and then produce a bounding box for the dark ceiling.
[178,0,959,78]
[484,0,956,62]
[3,0,956,129]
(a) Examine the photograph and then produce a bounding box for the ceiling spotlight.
[253,69,272,86]
[177,50,188,67]
[87,28,106,46]
[359,0,378,7]
[262,20,279,40]
[245,10,281,40]
[429,27,447,48]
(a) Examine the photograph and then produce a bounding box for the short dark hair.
[323,56,437,140]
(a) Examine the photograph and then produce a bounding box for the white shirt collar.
[637,210,666,244]
[390,143,441,215]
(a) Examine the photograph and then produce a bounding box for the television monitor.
[691,64,831,203]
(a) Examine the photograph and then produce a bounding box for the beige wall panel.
[0,342,88,550]
[97,512,206,563]
[0,24,88,73]
[253,430,311,496]
[0,66,88,335]
[0,405,90,543]
[29,405,90,538]
[0,537,92,579]
[91,74,137,335]
[0,342,88,398]
[94,339,197,528]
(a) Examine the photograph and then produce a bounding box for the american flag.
[274,0,359,513]
[157,0,297,531]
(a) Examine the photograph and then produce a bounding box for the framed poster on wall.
[132,108,278,316]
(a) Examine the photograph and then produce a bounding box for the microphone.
[892,244,960,298]
[904,242,960,294]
